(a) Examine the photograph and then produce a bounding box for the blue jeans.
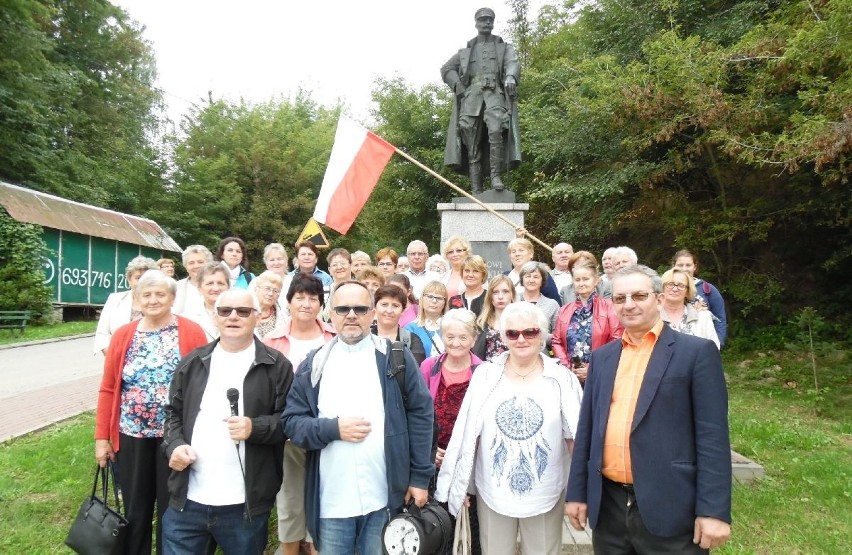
[162,500,268,555]
[318,507,390,554]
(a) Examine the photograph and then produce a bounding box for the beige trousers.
[477,496,564,555]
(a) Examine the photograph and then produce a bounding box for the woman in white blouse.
[93,256,159,354]
[436,302,583,554]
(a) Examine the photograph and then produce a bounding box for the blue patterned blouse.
[566,294,595,365]
[118,321,181,438]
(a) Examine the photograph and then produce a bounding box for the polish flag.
[313,115,396,234]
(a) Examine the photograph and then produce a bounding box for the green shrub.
[0,210,53,321]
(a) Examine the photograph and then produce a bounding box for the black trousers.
[117,434,170,554]
[593,478,708,555]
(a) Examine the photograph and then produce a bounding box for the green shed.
[0,181,182,307]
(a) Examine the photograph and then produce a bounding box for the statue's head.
[475,7,495,34]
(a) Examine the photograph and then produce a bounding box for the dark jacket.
[162,338,293,516]
[282,335,435,552]
[565,325,731,537]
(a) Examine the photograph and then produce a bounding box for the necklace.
[507,358,541,380]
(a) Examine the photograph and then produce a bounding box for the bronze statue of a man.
[442,7,521,193]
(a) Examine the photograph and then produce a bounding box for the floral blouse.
[566,294,595,365]
[119,321,181,438]
[484,327,509,361]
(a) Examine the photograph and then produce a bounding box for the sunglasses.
[216,306,255,318]
[611,291,655,304]
[504,327,541,340]
[332,305,371,316]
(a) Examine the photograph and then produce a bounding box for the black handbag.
[65,461,128,555]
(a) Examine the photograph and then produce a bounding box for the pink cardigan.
[419,352,484,400]
[551,296,623,366]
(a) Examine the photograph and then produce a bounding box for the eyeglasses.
[257,286,280,295]
[216,306,255,318]
[329,261,349,268]
[446,248,467,255]
[332,305,371,316]
[504,328,541,340]
[423,294,446,303]
[611,291,656,304]
[377,262,396,267]
[664,283,687,291]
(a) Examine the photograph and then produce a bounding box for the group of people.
[92,233,732,554]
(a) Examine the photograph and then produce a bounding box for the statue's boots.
[490,144,505,191]
[469,164,483,194]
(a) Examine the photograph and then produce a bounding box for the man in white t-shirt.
[162,289,293,554]
[283,281,434,554]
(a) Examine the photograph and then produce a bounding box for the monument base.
[438,195,528,278]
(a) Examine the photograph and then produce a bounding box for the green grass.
[0,321,96,346]
[0,344,848,553]
[718,345,851,554]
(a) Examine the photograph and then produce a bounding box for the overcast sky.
[112,1,551,126]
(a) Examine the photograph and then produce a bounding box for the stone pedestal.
[438,190,528,278]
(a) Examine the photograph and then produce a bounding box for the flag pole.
[392,147,552,253]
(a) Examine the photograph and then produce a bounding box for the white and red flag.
[312,115,395,234]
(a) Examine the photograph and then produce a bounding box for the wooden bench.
[0,310,31,335]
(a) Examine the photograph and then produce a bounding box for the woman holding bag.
[94,270,207,554]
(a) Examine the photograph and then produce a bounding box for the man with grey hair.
[566,265,731,553]
[551,242,574,291]
[404,239,438,298]
[162,288,293,554]
[283,281,434,553]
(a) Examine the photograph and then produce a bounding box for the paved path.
[0,335,101,443]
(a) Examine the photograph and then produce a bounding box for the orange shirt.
[601,319,664,484]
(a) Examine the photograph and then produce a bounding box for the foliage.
[0,210,53,320]
[361,77,455,253]
[517,0,852,327]
[158,94,339,268]
[0,0,164,213]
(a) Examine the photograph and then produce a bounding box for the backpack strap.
[389,340,408,408]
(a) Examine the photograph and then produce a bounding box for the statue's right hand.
[454,83,466,97]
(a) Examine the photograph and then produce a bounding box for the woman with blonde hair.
[441,235,471,298]
[404,281,449,357]
[659,268,720,348]
[449,255,488,315]
[472,274,516,361]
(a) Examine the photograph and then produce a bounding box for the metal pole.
[392,147,552,253]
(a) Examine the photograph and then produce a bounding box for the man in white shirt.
[551,242,574,291]
[404,239,438,298]
[283,281,434,554]
[162,289,293,554]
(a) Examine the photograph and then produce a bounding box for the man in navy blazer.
[565,265,731,553]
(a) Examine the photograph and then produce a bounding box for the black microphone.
[226,388,240,445]
[226,388,240,417]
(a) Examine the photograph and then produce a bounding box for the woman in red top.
[420,308,483,554]
[94,270,207,555]
[552,251,622,385]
